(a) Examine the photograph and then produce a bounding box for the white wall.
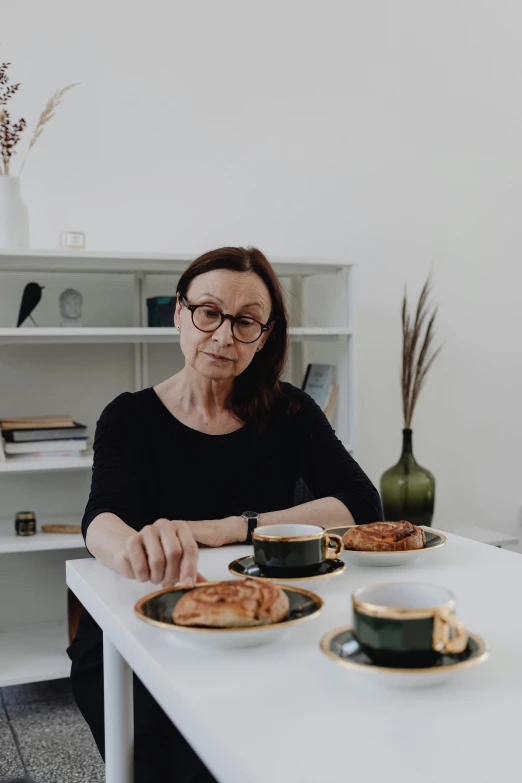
[2,0,521,543]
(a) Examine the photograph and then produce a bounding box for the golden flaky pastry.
[172,579,290,628]
[342,521,426,552]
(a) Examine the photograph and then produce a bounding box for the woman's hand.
[188,516,247,548]
[114,518,200,589]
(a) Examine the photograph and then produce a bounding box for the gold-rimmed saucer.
[228,555,346,582]
[320,626,489,687]
[325,526,447,567]
[135,581,323,649]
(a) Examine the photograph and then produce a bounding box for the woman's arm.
[83,395,199,586]
[286,387,383,525]
[257,496,354,527]
[186,498,351,546]
[86,511,136,571]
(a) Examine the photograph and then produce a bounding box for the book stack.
[0,415,89,462]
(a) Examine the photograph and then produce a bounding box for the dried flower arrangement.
[401,275,441,429]
[0,48,78,176]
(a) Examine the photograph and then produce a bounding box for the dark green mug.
[252,524,344,577]
[352,582,468,667]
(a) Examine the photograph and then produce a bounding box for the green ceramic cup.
[252,524,344,577]
[352,583,468,667]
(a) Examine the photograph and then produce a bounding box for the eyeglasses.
[181,296,273,344]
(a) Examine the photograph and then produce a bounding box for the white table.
[451,524,519,548]
[66,531,522,783]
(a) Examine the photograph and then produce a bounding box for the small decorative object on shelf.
[15,511,37,536]
[380,275,441,527]
[147,296,176,327]
[16,281,44,326]
[60,231,86,249]
[59,287,83,327]
[0,47,79,248]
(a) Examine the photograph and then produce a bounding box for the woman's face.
[175,269,274,382]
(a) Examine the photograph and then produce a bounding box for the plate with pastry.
[135,578,323,649]
[319,626,489,688]
[324,521,446,567]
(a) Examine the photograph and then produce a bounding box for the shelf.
[0,621,71,686]
[0,517,85,553]
[0,248,352,277]
[0,454,93,473]
[0,327,352,344]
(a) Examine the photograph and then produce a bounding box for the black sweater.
[68,383,382,672]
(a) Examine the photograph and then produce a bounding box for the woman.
[68,246,383,782]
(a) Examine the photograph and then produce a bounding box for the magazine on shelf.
[302,363,338,423]
[4,439,88,455]
[5,451,85,460]
[3,424,88,442]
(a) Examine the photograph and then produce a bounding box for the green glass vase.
[380,429,435,527]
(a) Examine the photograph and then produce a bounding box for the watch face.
[243,511,258,520]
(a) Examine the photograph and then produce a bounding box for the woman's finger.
[176,521,199,587]
[127,534,151,582]
[140,526,167,584]
[160,523,184,586]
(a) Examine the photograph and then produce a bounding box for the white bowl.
[325,526,447,567]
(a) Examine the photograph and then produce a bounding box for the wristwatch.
[241,511,259,544]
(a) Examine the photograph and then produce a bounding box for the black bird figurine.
[17,282,45,327]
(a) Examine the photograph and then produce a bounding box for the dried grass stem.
[401,275,441,429]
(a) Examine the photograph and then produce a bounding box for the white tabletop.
[451,524,519,547]
[66,531,521,783]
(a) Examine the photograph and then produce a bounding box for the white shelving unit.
[0,248,355,686]
[0,455,93,474]
[0,517,86,554]
[0,326,352,344]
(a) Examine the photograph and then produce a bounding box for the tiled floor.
[0,679,104,783]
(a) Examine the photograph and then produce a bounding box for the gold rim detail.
[352,581,455,620]
[228,557,346,582]
[252,528,325,542]
[319,626,489,675]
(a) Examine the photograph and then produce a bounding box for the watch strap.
[241,511,259,544]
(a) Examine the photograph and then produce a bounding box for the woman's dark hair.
[176,246,295,431]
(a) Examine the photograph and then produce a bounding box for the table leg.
[103,635,134,783]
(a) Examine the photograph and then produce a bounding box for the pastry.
[172,579,290,628]
[342,521,426,552]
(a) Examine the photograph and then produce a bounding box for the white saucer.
[325,526,447,567]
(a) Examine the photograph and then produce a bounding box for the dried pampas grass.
[401,275,441,429]
[19,83,80,174]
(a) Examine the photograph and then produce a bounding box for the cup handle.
[433,611,468,654]
[325,533,344,559]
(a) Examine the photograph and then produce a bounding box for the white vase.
[0,176,30,248]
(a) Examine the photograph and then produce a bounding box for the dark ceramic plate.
[228,555,346,582]
[135,581,323,634]
[320,626,489,678]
